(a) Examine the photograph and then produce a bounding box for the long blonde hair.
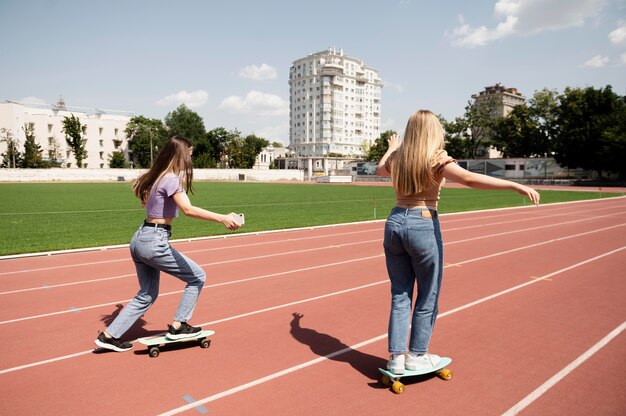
[391,110,445,196]
[133,135,194,203]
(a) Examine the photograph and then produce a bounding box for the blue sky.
[1,0,624,144]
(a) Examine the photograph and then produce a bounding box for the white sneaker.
[405,352,441,371]
[387,353,406,374]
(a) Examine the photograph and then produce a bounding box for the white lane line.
[2,218,625,322]
[0,228,382,277]
[1,246,623,377]
[2,196,623,263]
[0,241,380,296]
[157,246,626,416]
[2,209,624,297]
[0,255,383,324]
[501,321,626,416]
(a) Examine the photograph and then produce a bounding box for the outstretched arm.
[172,192,241,230]
[442,162,540,206]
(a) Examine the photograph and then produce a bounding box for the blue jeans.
[384,207,443,354]
[107,224,206,338]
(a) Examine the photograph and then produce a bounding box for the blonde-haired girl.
[377,110,540,373]
[95,136,241,352]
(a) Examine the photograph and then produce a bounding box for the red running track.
[1,197,625,415]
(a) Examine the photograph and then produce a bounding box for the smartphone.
[231,213,245,226]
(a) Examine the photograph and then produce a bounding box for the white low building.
[0,99,132,168]
[254,145,287,169]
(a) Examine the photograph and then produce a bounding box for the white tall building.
[0,99,132,168]
[289,48,382,158]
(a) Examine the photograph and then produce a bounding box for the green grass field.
[0,182,620,256]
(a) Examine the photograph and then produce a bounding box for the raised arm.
[442,162,540,206]
[172,192,241,230]
[376,133,402,176]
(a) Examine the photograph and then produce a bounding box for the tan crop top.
[384,149,456,209]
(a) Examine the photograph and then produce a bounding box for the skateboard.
[137,330,215,358]
[378,356,452,394]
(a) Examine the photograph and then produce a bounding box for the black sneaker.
[94,332,133,352]
[166,322,202,340]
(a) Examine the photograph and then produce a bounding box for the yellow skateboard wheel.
[392,381,405,394]
[381,375,392,387]
[438,369,452,381]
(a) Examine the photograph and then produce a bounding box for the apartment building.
[289,48,382,158]
[471,83,526,158]
[0,98,131,168]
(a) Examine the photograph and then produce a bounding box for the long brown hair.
[133,135,194,203]
[391,110,445,196]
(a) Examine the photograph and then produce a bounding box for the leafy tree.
[491,105,548,157]
[464,101,497,158]
[440,102,496,159]
[0,128,22,168]
[108,151,129,168]
[21,123,46,168]
[241,135,270,168]
[62,114,86,167]
[164,104,206,145]
[553,86,626,177]
[125,116,166,168]
[440,115,469,159]
[365,130,396,161]
[272,141,284,148]
[201,127,237,168]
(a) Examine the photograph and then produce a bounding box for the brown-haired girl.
[95,135,241,352]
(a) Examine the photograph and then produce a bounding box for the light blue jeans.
[384,207,443,354]
[107,224,206,338]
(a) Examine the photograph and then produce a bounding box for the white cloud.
[254,122,289,142]
[383,80,405,93]
[218,91,288,116]
[609,23,626,45]
[155,90,209,108]
[620,52,626,65]
[239,63,277,80]
[449,0,605,47]
[20,96,47,105]
[583,54,609,67]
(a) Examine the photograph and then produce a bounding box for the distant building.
[288,47,382,158]
[254,144,287,169]
[0,98,132,168]
[471,83,526,158]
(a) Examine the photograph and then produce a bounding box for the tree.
[62,114,86,168]
[440,102,496,159]
[21,123,46,168]
[553,86,626,177]
[200,127,236,168]
[108,151,129,168]
[0,128,22,168]
[272,142,284,148]
[125,116,167,168]
[440,115,469,159]
[164,104,206,146]
[491,105,546,157]
[365,130,397,161]
[241,134,270,168]
[464,101,497,158]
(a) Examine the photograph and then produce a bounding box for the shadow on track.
[289,312,388,388]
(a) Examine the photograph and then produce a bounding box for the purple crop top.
[145,173,184,218]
